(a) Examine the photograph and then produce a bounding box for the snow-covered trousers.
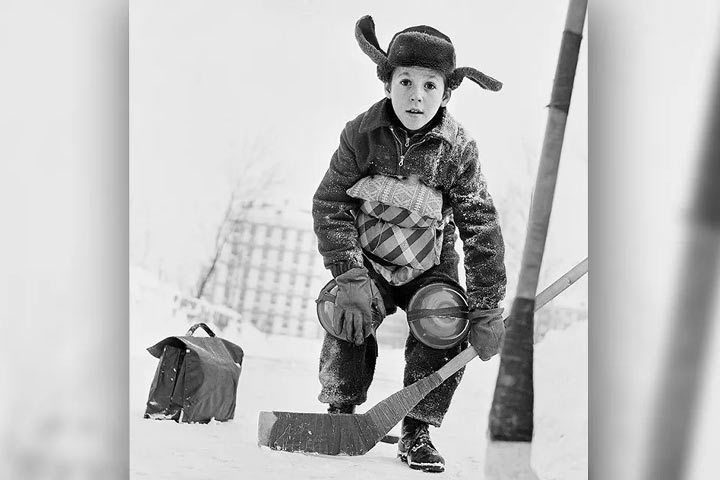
[318,260,467,428]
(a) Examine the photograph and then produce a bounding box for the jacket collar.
[358,98,458,145]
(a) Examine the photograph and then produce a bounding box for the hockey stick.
[257,257,588,455]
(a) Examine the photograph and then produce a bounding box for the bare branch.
[194,131,283,300]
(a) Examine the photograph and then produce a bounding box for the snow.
[129,2,588,477]
[130,268,587,479]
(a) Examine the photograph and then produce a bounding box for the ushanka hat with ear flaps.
[355,15,502,91]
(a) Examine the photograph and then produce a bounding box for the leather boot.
[397,417,445,473]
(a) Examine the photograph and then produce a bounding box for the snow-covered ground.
[129,3,589,477]
[130,267,587,479]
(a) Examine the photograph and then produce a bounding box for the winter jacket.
[312,98,506,310]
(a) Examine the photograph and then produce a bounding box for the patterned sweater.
[312,98,506,310]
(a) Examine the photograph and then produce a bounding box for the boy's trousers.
[318,260,467,428]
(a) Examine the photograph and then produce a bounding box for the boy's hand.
[333,267,375,345]
[468,307,505,361]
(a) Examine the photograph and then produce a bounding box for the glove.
[333,267,375,345]
[468,307,505,361]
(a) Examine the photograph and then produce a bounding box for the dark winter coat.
[312,98,506,310]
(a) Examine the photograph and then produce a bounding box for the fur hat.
[355,15,502,91]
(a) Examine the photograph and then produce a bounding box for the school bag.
[144,322,244,423]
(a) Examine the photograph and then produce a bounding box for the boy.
[312,16,507,473]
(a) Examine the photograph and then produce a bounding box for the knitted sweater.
[312,98,506,310]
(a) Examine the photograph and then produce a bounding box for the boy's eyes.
[398,79,439,90]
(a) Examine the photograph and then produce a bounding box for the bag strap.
[185,322,216,337]
[407,306,468,323]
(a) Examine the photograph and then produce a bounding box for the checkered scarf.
[347,176,446,285]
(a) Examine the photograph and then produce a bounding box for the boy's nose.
[410,87,423,102]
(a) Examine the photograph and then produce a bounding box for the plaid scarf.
[347,175,446,285]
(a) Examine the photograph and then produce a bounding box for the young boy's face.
[385,66,451,131]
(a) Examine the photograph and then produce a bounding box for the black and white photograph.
[6,0,720,479]
[130,1,587,478]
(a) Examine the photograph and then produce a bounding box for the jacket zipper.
[390,127,405,167]
[401,140,429,168]
[390,127,429,168]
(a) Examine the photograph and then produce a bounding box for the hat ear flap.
[355,16,391,76]
[449,67,503,91]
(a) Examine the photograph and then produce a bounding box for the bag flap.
[147,336,244,365]
[147,337,185,358]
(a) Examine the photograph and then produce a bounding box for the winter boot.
[397,417,445,473]
[327,404,356,414]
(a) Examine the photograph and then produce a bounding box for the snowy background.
[129,0,588,478]
[130,0,588,306]
[129,266,587,479]
[5,1,720,479]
